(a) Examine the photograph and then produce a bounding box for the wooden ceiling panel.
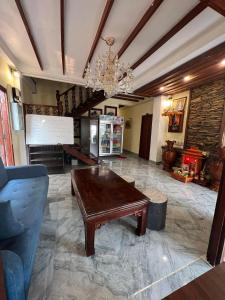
[15,0,43,70]
[82,0,114,77]
[205,0,225,17]
[131,1,208,70]
[117,0,164,58]
[135,41,225,97]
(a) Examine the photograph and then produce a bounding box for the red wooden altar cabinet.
[182,147,204,177]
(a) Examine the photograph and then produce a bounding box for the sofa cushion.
[0,250,25,300]
[0,201,24,241]
[0,176,49,228]
[0,158,8,188]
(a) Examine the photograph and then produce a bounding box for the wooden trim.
[15,0,43,70]
[82,0,114,77]
[219,101,225,147]
[24,103,58,109]
[204,0,225,17]
[111,96,140,102]
[60,0,65,74]
[0,259,6,300]
[207,160,225,265]
[0,85,7,93]
[117,0,164,58]
[131,2,207,70]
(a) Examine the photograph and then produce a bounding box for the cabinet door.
[99,122,111,155]
[112,124,123,154]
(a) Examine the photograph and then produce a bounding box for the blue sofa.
[0,159,49,300]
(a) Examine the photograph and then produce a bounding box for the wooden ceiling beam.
[135,40,225,94]
[202,0,225,17]
[60,0,65,74]
[111,96,140,102]
[15,0,43,70]
[82,0,114,77]
[117,0,164,58]
[131,2,208,70]
[144,53,225,94]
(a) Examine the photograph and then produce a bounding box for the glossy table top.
[71,167,149,217]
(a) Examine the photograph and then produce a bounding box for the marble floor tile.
[131,258,211,300]
[28,153,217,300]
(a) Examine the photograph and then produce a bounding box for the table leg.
[71,180,75,196]
[136,207,148,236]
[85,221,95,256]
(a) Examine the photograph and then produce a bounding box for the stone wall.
[185,78,225,154]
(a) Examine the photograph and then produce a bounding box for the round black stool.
[143,188,168,230]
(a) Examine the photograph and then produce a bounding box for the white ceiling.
[0,0,225,91]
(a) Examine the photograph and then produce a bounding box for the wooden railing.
[23,103,58,116]
[56,85,97,117]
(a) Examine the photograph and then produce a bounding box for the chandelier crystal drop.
[84,37,134,98]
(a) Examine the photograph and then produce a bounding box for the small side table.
[143,188,168,230]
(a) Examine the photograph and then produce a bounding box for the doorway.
[139,114,152,160]
[0,85,14,166]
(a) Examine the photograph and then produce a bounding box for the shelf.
[30,151,63,155]
[30,157,63,162]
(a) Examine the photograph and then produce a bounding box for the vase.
[162,140,177,171]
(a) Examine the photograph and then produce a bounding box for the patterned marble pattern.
[28,154,217,300]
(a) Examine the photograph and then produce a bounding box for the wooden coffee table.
[71,167,149,256]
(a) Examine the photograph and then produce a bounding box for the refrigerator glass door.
[112,124,123,154]
[99,122,111,155]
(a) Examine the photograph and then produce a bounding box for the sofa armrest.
[6,164,48,180]
[0,257,6,300]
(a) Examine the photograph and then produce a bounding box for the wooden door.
[0,86,14,166]
[139,114,152,160]
[207,160,225,265]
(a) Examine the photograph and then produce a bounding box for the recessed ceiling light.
[220,59,225,66]
[159,87,165,91]
[184,75,191,82]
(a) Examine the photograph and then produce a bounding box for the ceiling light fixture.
[84,37,134,98]
[159,86,165,92]
[183,75,191,82]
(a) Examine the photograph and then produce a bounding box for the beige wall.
[119,100,154,154]
[83,98,135,117]
[0,55,26,165]
[22,77,73,106]
[163,90,190,146]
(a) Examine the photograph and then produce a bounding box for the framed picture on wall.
[104,105,117,116]
[171,97,187,112]
[89,108,102,118]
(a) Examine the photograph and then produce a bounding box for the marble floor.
[28,154,217,300]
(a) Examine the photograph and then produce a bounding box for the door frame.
[207,160,225,265]
[0,84,14,166]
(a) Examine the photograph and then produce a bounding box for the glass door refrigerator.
[99,115,124,156]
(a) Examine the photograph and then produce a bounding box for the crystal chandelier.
[84,37,134,98]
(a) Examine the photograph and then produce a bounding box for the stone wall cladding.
[186,78,225,154]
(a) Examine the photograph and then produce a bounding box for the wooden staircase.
[56,85,105,117]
